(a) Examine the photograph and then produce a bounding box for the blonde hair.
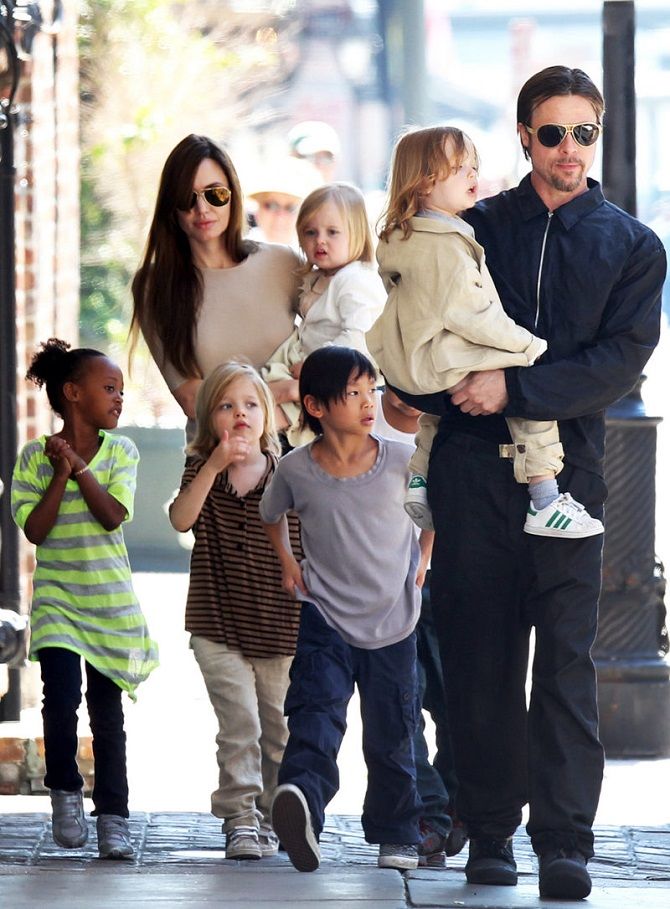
[296,182,374,274]
[378,126,479,242]
[188,361,281,459]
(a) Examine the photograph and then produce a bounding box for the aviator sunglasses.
[178,185,232,211]
[524,122,601,148]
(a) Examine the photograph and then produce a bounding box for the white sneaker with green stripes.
[404,475,434,531]
[524,492,604,539]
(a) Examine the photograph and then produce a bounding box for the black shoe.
[539,848,591,900]
[465,836,517,886]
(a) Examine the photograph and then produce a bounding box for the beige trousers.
[410,414,564,485]
[190,635,292,832]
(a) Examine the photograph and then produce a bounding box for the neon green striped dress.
[11,431,159,698]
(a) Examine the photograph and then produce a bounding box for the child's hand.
[289,359,304,380]
[207,431,251,473]
[44,436,78,477]
[282,556,307,598]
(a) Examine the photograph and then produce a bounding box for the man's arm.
[453,233,666,421]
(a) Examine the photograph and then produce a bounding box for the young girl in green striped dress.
[11,338,158,859]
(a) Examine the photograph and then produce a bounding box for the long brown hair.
[129,134,257,377]
[378,126,477,242]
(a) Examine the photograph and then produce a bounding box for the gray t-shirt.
[259,435,421,649]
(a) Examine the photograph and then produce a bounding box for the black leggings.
[38,647,129,817]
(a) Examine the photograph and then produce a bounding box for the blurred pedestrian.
[288,120,341,182]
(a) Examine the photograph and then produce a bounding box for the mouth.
[234,421,249,430]
[111,408,122,418]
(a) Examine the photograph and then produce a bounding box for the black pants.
[38,647,129,817]
[428,431,605,858]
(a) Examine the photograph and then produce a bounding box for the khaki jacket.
[367,215,546,394]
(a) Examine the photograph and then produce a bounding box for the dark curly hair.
[26,338,105,418]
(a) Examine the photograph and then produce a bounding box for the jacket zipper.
[535,211,553,329]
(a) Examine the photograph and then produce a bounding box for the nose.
[558,131,580,153]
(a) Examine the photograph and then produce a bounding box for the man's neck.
[529,172,590,212]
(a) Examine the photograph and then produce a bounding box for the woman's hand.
[268,378,300,405]
[173,378,202,420]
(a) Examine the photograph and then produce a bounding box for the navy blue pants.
[428,431,605,858]
[39,647,129,817]
[278,602,423,844]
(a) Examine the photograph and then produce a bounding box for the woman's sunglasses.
[178,185,231,211]
[525,122,601,148]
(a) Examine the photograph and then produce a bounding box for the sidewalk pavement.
[0,809,669,908]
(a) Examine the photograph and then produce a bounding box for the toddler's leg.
[506,418,604,539]
[190,635,264,861]
[405,414,438,531]
[38,648,88,849]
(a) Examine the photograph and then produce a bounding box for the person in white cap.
[246,157,323,247]
[288,120,341,182]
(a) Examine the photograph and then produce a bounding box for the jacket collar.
[516,174,605,229]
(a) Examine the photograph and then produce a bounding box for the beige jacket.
[367,215,546,394]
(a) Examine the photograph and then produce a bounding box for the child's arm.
[23,445,71,545]
[169,433,250,532]
[262,516,307,597]
[416,529,434,589]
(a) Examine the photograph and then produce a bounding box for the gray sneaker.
[50,789,88,849]
[96,814,134,859]
[225,826,262,861]
[378,843,419,870]
[258,823,280,856]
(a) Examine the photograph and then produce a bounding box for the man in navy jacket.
[402,66,666,900]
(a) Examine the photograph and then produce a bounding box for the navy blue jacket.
[400,175,666,476]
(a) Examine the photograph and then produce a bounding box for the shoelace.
[557,493,586,516]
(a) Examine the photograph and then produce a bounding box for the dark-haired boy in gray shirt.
[260,346,432,873]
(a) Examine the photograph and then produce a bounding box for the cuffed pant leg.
[253,654,292,825]
[358,634,423,845]
[278,604,353,839]
[190,635,263,831]
[85,662,129,817]
[38,648,84,793]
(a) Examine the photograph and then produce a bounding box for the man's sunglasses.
[525,122,601,148]
[178,186,231,211]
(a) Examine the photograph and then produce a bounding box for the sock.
[529,478,559,511]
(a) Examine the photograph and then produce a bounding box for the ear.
[62,381,80,403]
[518,123,530,151]
[303,394,324,420]
[419,175,435,198]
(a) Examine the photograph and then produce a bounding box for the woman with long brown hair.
[130,134,302,441]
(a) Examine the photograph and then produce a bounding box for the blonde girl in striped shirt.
[169,361,301,862]
[11,338,158,859]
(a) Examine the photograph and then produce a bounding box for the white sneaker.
[524,493,604,539]
[404,475,434,531]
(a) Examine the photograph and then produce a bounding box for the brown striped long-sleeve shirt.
[180,453,302,658]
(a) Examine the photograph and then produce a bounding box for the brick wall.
[12,1,80,711]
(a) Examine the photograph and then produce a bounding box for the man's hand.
[450,369,508,415]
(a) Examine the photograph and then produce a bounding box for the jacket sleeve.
[505,232,666,421]
[328,268,386,352]
[441,240,546,359]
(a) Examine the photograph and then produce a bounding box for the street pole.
[595,0,670,756]
[0,8,21,721]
